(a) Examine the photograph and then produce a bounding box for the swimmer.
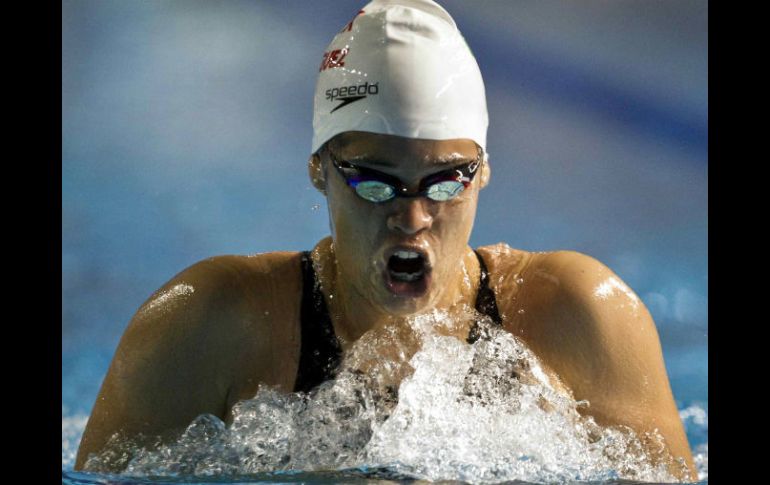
[75,0,697,480]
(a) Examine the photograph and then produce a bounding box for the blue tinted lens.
[355,180,396,202]
[426,181,465,201]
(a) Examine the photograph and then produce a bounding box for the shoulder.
[171,250,307,344]
[519,249,650,337]
[476,246,643,326]
[488,248,671,420]
[152,251,305,317]
[474,243,534,294]
[75,251,307,470]
[476,245,665,404]
[505,250,694,477]
[463,245,693,476]
[130,252,304,336]
[110,251,307,421]
[491,248,655,356]
[160,251,304,296]
[121,251,307,389]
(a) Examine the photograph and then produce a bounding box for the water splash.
[680,404,708,482]
[62,413,89,469]
[78,310,702,482]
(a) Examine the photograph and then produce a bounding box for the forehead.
[329,131,479,168]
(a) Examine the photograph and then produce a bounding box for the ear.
[479,155,491,189]
[308,153,326,194]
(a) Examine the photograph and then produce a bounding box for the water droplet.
[311,204,321,211]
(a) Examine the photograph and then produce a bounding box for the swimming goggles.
[328,148,483,203]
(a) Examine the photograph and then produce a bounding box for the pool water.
[62,310,707,484]
[62,469,707,485]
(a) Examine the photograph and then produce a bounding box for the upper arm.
[511,251,696,479]
[74,256,270,471]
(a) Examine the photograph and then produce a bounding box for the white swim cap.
[311,0,488,154]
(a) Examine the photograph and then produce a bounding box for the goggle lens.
[355,181,396,202]
[426,180,465,201]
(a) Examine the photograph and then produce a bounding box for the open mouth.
[384,248,431,297]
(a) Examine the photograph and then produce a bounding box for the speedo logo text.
[326,81,379,113]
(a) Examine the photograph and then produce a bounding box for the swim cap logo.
[326,82,379,113]
[319,48,349,72]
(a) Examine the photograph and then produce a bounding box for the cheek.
[327,187,382,255]
[435,194,478,238]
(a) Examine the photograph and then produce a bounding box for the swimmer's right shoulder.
[75,252,305,471]
[132,251,304,336]
[168,252,307,394]
[150,252,305,375]
[170,251,303,291]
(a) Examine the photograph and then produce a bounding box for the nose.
[386,197,433,235]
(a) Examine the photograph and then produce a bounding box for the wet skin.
[75,132,697,481]
[310,132,489,340]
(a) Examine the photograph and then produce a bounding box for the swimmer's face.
[310,131,490,315]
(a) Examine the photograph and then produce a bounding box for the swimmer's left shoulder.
[480,247,648,332]
[512,249,648,320]
[476,244,617,280]
[512,249,657,362]
[511,251,694,478]
[525,250,636,303]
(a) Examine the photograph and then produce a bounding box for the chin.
[375,283,440,317]
[379,297,430,316]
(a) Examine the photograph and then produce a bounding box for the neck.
[311,237,481,348]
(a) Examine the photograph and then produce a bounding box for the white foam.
[81,310,691,483]
[679,404,708,427]
[679,403,708,481]
[693,443,708,481]
[62,414,89,469]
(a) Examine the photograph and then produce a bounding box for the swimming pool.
[62,1,707,483]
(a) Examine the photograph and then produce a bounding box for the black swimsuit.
[293,250,502,393]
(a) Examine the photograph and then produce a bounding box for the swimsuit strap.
[294,248,503,391]
[293,251,343,393]
[468,249,503,343]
